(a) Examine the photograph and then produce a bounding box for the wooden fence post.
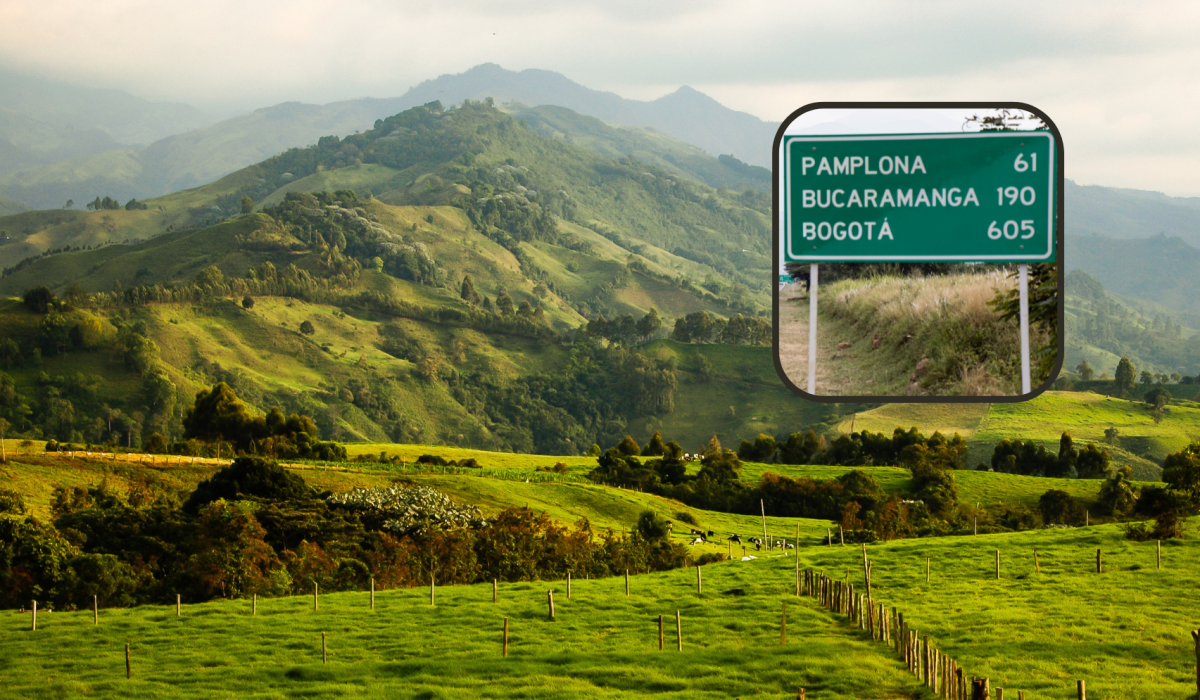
[971,677,990,699]
[430,573,435,606]
[695,565,702,594]
[974,517,977,535]
[676,610,682,651]
[1096,548,1102,573]
[1157,539,1162,569]
[125,642,131,679]
[93,595,98,626]
[322,632,327,664]
[567,572,572,599]
[1077,679,1086,700]
[177,593,181,617]
[780,602,787,646]
[370,578,375,610]
[503,618,509,657]
[1034,549,1040,574]
[313,583,318,611]
[625,569,630,596]
[547,590,555,620]
[795,552,800,596]
[798,688,806,700]
[1191,629,1199,697]
[31,600,36,631]
[493,579,498,603]
[827,528,831,546]
[839,525,844,546]
[926,557,930,583]
[996,688,1004,700]
[658,614,664,650]
[996,549,1000,579]
[253,593,257,616]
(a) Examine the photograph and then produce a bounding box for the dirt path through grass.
[778,295,914,397]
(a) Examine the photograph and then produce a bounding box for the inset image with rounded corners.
[772,103,1064,403]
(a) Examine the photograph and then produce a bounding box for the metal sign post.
[808,263,818,394]
[1019,263,1031,394]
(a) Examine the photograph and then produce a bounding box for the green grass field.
[2,515,1196,698]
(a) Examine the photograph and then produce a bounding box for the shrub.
[674,511,698,526]
[184,456,314,513]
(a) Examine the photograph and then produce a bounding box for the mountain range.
[0,64,777,210]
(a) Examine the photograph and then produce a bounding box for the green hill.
[0,194,30,216]
[835,390,1190,480]
[0,451,1194,700]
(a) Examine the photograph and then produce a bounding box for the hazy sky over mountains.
[1,0,1199,195]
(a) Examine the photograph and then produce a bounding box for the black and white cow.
[728,534,743,545]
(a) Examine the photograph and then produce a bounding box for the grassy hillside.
[0,195,30,216]
[834,390,1184,480]
[0,551,928,699]
[0,457,1193,700]
[1064,268,1200,377]
[508,104,771,193]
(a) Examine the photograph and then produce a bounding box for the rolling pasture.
[2,515,1196,699]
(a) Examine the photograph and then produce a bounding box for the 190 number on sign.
[988,220,1035,240]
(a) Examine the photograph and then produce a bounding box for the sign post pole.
[808,263,818,394]
[1018,263,1031,394]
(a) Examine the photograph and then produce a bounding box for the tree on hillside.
[1075,443,1111,479]
[299,320,315,336]
[1140,370,1154,386]
[184,382,253,449]
[240,196,254,214]
[1098,466,1137,516]
[242,296,255,310]
[1039,489,1085,525]
[460,275,481,305]
[22,286,57,314]
[184,455,313,513]
[1145,385,1171,410]
[1075,361,1094,381]
[1055,432,1077,478]
[1114,357,1136,396]
[1162,441,1200,508]
[496,289,515,316]
[616,435,640,456]
[635,308,662,341]
[641,430,667,457]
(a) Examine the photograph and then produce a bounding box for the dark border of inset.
[771,101,1066,404]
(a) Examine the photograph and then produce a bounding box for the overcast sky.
[2,0,1199,195]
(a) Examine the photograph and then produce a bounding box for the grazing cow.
[755,541,761,551]
[786,544,795,549]
[689,537,705,546]
[690,528,704,536]
[728,534,742,545]
[705,531,715,538]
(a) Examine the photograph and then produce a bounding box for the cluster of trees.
[0,301,177,445]
[0,457,687,610]
[459,276,548,326]
[580,308,662,345]
[671,311,771,345]
[989,433,1111,478]
[453,340,678,454]
[587,429,961,541]
[181,383,346,461]
[1067,270,1193,379]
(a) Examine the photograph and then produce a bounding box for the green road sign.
[778,274,791,284]
[781,131,1057,262]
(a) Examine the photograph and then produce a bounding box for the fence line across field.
[21,541,1185,697]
